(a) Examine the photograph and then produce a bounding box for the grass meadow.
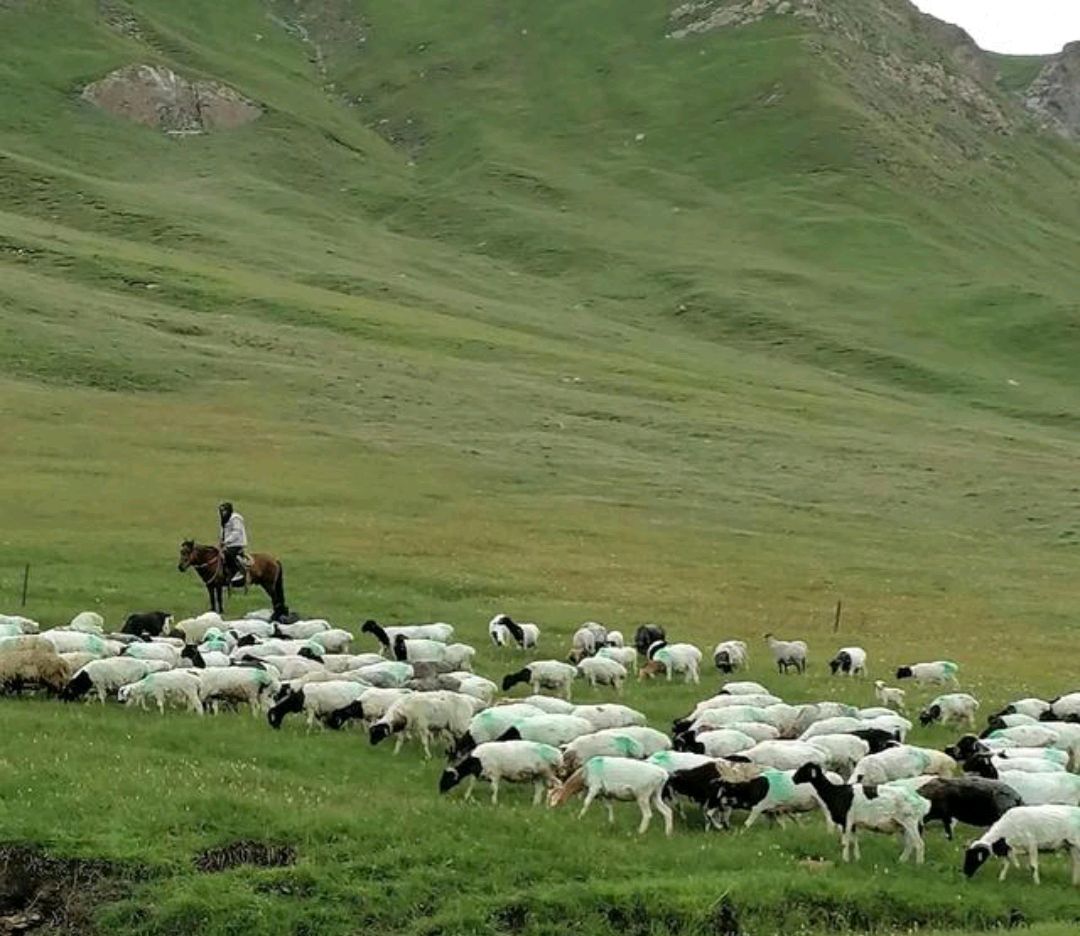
[2,0,1080,932]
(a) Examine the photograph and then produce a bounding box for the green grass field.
[2,0,1080,932]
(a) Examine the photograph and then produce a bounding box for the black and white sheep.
[964,805,1080,885]
[549,757,673,836]
[829,646,867,677]
[502,660,577,699]
[764,634,807,674]
[440,741,563,804]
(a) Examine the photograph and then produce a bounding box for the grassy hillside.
[3,0,1080,933]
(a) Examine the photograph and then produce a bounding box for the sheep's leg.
[1070,847,1080,886]
[420,729,433,760]
[393,734,405,755]
[490,777,500,805]
[1029,845,1040,885]
[606,802,615,824]
[743,804,767,831]
[654,792,674,837]
[96,688,106,705]
[636,794,653,834]
[578,787,598,821]
[841,830,852,863]
[532,780,545,806]
[156,695,165,715]
[690,664,699,685]
[464,776,477,801]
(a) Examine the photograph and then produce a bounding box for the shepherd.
[177,502,289,620]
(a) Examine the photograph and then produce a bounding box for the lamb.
[274,619,331,640]
[920,693,980,729]
[895,661,959,686]
[369,691,475,758]
[548,757,673,836]
[502,660,577,699]
[676,728,757,757]
[496,714,595,747]
[117,670,202,714]
[713,641,748,674]
[963,805,1080,884]
[596,646,636,669]
[637,643,701,684]
[121,611,172,638]
[731,740,828,772]
[561,732,645,775]
[197,666,280,716]
[764,634,807,674]
[62,658,172,703]
[829,647,867,677]
[488,614,540,650]
[793,762,931,863]
[576,655,627,692]
[632,624,666,656]
[267,681,366,730]
[69,611,105,634]
[807,734,872,777]
[0,648,70,694]
[361,620,454,653]
[874,681,907,713]
[570,703,647,731]
[850,746,956,785]
[440,741,563,804]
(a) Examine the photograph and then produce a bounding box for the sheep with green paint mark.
[118,670,202,715]
[851,745,956,785]
[549,756,673,836]
[441,741,563,805]
[197,665,280,716]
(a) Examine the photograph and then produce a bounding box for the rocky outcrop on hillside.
[1024,43,1080,140]
[667,0,1011,134]
[82,65,261,134]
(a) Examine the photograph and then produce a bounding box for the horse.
[178,540,288,621]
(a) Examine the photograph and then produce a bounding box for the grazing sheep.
[549,757,673,836]
[637,643,701,684]
[920,693,980,729]
[561,732,645,775]
[576,656,627,692]
[981,713,1039,734]
[861,714,913,742]
[502,660,577,699]
[895,661,959,687]
[647,751,715,774]
[663,760,766,827]
[0,648,70,694]
[197,666,280,716]
[632,625,666,656]
[973,770,1080,808]
[793,762,931,864]
[764,634,807,675]
[58,651,98,674]
[489,615,511,647]
[570,703,647,731]
[0,635,54,655]
[369,691,475,758]
[568,626,599,663]
[672,694,783,735]
[713,721,781,744]
[323,687,413,730]
[496,714,595,747]
[874,681,907,712]
[361,620,454,653]
[267,681,366,730]
[121,611,172,638]
[710,767,842,830]
[604,630,624,648]
[274,619,331,640]
[445,673,497,704]
[171,612,224,644]
[353,661,414,688]
[123,641,183,666]
[307,629,353,654]
[713,641,749,674]
[69,611,105,634]
[1044,692,1080,723]
[719,680,768,696]
[440,741,563,804]
[40,631,120,657]
[317,653,384,673]
[62,658,171,703]
[118,670,202,714]
[593,726,671,758]
[392,636,475,671]
[676,728,757,757]
[964,805,1080,885]
[515,695,576,715]
[731,740,828,772]
[489,614,540,650]
[807,734,872,778]
[596,646,636,669]
[829,647,867,677]
[850,746,956,785]
[994,698,1052,721]
[800,716,866,741]
[454,704,546,756]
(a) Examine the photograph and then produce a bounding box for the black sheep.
[914,777,1023,839]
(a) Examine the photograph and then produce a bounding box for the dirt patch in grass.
[0,843,142,934]
[193,841,296,873]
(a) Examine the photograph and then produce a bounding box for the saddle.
[226,549,253,589]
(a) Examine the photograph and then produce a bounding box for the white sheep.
[638,643,702,684]
[321,653,385,673]
[714,766,843,829]
[275,619,331,639]
[764,634,807,674]
[488,614,540,650]
[594,726,671,758]
[267,680,366,729]
[964,805,1080,885]
[446,673,497,704]
[502,660,577,699]
[370,690,475,758]
[226,620,276,640]
[197,666,281,716]
[361,620,454,653]
[123,641,183,666]
[993,772,1080,808]
[0,647,71,694]
[647,751,716,774]
[713,640,748,674]
[570,703,647,731]
[829,646,867,677]
[255,655,325,681]
[719,679,767,696]
[118,670,202,714]
[515,695,576,715]
[561,732,646,775]
[576,656,627,692]
[920,693,980,729]
[440,741,563,804]
[735,740,828,772]
[568,626,598,663]
[40,631,120,657]
[895,661,959,686]
[684,728,757,757]
[851,746,956,785]
[0,614,39,634]
[456,703,545,754]
[63,658,171,703]
[549,757,673,836]
[874,681,907,713]
[689,705,773,734]
[596,646,636,669]
[499,714,595,747]
[69,611,105,634]
[604,630,624,648]
[1048,692,1080,722]
[799,716,867,741]
[807,734,872,777]
[726,722,782,743]
[997,698,1052,720]
[307,628,353,654]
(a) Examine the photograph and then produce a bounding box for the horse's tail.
[271,561,288,619]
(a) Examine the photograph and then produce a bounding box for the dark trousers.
[224,546,245,580]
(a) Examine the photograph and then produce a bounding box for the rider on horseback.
[218,501,249,587]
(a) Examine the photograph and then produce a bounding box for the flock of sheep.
[2,608,1080,887]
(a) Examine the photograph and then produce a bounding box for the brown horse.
[178,540,288,621]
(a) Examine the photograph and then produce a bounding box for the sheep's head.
[919,704,942,727]
[963,841,1000,878]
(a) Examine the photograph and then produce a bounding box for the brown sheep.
[0,648,71,695]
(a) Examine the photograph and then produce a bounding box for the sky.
[911,1,1080,54]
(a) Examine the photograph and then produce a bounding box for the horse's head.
[178,539,196,572]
